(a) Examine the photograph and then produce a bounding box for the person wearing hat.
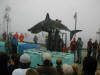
[12,54,31,75]
[36,53,58,75]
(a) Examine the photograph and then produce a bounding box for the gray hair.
[62,64,73,75]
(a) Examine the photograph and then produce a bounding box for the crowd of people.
[1,31,100,75]
[4,32,25,55]
[0,51,100,75]
[87,39,100,60]
[70,37,100,64]
[2,32,24,42]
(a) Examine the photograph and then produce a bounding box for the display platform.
[0,41,40,54]
[24,49,74,68]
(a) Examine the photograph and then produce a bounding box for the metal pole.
[6,14,9,40]
[74,12,77,37]
[5,6,11,39]
[7,20,8,36]
[75,16,77,30]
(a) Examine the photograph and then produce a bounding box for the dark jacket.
[11,38,18,46]
[76,40,83,50]
[36,65,58,75]
[56,65,64,75]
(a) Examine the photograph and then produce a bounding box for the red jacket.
[87,41,92,47]
[70,41,76,51]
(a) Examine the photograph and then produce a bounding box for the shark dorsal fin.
[45,13,50,21]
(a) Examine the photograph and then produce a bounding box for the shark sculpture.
[28,13,82,40]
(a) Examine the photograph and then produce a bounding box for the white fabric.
[12,68,28,75]
[20,53,30,63]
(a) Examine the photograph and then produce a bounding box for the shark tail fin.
[70,30,82,41]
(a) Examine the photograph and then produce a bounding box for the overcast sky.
[0,0,100,46]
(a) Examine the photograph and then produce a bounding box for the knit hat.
[42,53,52,61]
[20,54,30,63]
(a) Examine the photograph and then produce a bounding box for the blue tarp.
[19,43,40,54]
[0,41,40,54]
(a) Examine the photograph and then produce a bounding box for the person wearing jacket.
[76,37,83,64]
[11,35,18,55]
[92,40,98,58]
[87,38,93,56]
